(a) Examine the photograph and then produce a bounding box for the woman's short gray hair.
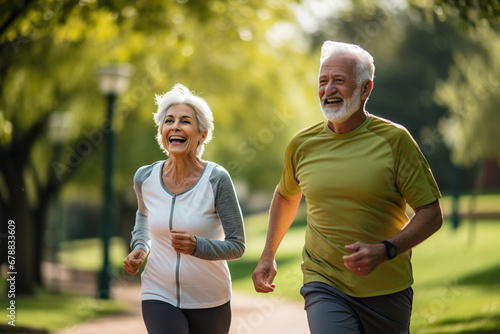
[153,84,214,158]
[320,41,375,86]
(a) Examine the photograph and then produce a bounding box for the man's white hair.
[153,84,214,158]
[320,41,375,86]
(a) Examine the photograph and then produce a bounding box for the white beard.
[321,86,362,123]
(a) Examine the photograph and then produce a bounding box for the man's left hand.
[343,242,386,276]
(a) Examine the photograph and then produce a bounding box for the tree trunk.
[0,117,50,295]
[33,162,59,286]
[2,157,36,295]
[34,195,50,286]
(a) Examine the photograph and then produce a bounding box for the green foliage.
[435,24,500,166]
[0,112,12,145]
[408,0,500,29]
[1,0,317,200]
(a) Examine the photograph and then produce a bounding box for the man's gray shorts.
[300,282,413,334]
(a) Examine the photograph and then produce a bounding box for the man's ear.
[361,80,373,101]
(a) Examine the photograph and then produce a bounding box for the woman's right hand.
[123,248,147,275]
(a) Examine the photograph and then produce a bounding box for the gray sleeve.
[130,210,151,253]
[192,165,246,261]
[129,164,156,253]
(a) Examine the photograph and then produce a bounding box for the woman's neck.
[163,154,205,183]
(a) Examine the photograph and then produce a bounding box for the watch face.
[383,241,397,259]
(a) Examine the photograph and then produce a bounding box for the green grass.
[439,192,500,215]
[410,220,500,333]
[58,236,129,272]
[0,288,127,331]
[229,194,500,334]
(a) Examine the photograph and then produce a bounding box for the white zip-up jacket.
[130,161,246,309]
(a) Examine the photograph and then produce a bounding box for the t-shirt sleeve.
[192,165,246,261]
[394,129,441,209]
[278,136,302,198]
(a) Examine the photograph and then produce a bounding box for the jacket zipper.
[169,194,181,308]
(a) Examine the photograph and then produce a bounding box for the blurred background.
[1,0,499,333]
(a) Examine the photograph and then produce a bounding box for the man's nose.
[325,80,337,95]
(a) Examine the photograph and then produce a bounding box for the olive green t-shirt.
[279,115,441,297]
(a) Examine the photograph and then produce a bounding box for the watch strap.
[381,240,397,260]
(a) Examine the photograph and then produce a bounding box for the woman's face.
[161,104,207,158]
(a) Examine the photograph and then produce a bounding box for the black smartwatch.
[381,240,397,260]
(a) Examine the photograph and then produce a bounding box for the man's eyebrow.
[318,74,347,79]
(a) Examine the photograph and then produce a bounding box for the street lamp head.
[48,111,71,144]
[96,64,134,96]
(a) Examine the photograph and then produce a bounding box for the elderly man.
[252,41,443,333]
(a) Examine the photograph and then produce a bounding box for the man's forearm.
[261,186,302,259]
[389,200,443,256]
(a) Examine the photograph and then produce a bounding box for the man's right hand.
[252,186,301,293]
[123,248,147,275]
[252,258,278,293]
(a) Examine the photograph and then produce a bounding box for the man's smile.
[325,97,343,105]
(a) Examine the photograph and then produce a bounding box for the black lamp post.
[48,111,70,293]
[96,64,132,299]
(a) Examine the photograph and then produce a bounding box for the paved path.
[47,264,309,334]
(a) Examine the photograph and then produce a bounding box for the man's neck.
[327,109,368,134]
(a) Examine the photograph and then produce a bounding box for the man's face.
[318,56,362,123]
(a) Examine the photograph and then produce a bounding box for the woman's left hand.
[170,230,197,255]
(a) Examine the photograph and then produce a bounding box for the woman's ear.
[199,128,208,145]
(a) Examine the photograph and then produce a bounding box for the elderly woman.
[123,84,246,334]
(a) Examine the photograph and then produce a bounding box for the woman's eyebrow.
[165,115,193,119]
